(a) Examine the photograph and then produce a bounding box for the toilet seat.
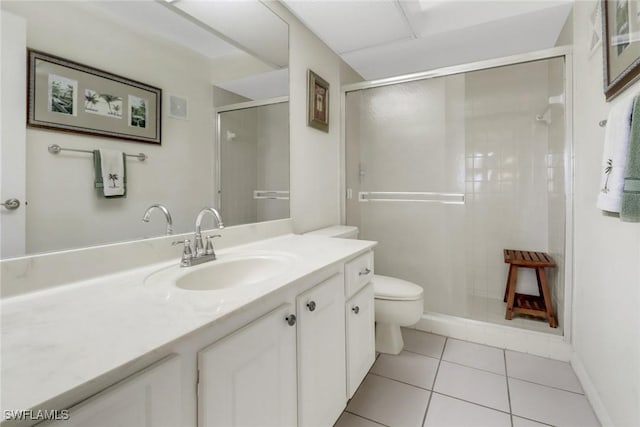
[373,275,423,301]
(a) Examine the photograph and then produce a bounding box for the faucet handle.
[204,235,221,257]
[172,239,193,266]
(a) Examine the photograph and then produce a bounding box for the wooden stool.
[503,249,557,328]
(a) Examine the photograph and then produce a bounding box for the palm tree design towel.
[93,149,126,198]
[597,93,636,213]
[621,97,640,222]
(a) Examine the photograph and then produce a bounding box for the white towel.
[99,149,125,197]
[596,94,637,212]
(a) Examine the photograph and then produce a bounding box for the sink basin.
[177,256,290,291]
[145,253,295,292]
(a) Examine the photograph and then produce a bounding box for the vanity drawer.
[345,251,374,298]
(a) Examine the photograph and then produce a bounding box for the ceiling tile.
[342,3,572,80]
[283,0,414,53]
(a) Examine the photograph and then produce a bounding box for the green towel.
[621,97,640,221]
[93,150,127,198]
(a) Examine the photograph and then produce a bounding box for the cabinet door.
[297,274,346,427]
[346,283,375,398]
[49,356,181,427]
[198,304,297,427]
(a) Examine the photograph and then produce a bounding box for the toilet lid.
[373,274,424,301]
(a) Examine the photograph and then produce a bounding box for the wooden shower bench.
[503,249,557,328]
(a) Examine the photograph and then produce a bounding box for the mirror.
[0,0,289,259]
[217,98,290,227]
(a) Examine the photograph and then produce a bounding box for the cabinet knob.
[285,314,296,326]
[359,268,371,276]
[352,306,360,314]
[306,301,316,312]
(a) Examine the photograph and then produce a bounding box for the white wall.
[265,2,363,233]
[572,2,640,426]
[2,1,217,254]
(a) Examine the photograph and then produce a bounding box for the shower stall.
[343,49,572,336]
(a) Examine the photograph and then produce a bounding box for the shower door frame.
[340,46,574,344]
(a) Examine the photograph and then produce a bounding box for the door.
[297,274,346,427]
[0,10,27,258]
[49,356,182,427]
[346,283,375,398]
[198,304,297,427]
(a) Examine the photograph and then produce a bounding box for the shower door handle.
[1,198,20,210]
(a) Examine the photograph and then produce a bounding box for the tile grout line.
[421,337,448,427]
[438,358,508,377]
[367,371,433,392]
[431,391,512,417]
[504,349,514,427]
[402,348,443,361]
[507,375,585,396]
[343,410,390,427]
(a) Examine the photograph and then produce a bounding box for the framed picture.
[307,69,329,132]
[27,49,162,144]
[602,0,640,101]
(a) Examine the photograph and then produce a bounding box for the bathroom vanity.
[0,233,376,427]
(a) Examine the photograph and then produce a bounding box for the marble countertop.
[1,234,375,414]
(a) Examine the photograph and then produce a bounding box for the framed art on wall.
[27,49,162,144]
[307,69,329,132]
[602,0,640,101]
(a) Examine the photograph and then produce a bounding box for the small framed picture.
[27,49,162,144]
[601,0,640,101]
[307,69,329,132]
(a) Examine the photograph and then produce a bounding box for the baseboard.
[413,312,572,361]
[571,352,614,427]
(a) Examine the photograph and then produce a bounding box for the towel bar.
[253,190,289,200]
[48,144,147,161]
[358,191,465,204]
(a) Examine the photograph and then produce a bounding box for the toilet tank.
[304,225,359,239]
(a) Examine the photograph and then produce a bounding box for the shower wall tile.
[465,60,554,301]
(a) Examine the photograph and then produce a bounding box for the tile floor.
[336,329,600,427]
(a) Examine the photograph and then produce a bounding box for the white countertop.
[0,234,375,414]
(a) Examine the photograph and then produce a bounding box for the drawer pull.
[306,301,317,312]
[359,268,371,276]
[285,314,296,326]
[352,306,360,314]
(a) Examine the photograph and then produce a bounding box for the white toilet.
[305,226,424,355]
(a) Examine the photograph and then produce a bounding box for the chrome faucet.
[142,204,173,235]
[174,207,224,267]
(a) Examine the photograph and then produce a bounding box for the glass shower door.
[345,74,469,317]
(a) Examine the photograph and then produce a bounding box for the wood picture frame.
[602,0,640,101]
[307,69,329,132]
[27,49,162,144]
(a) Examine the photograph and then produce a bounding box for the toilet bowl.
[373,274,424,354]
[304,225,424,355]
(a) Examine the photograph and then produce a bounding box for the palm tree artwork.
[50,79,74,115]
[99,94,122,117]
[107,173,119,189]
[84,90,99,110]
[602,159,613,193]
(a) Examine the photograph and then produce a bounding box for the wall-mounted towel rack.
[599,120,607,127]
[358,191,465,205]
[253,190,289,200]
[48,144,147,161]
